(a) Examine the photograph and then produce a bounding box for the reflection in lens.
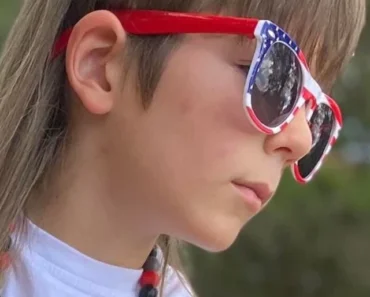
[297,104,334,179]
[251,42,302,127]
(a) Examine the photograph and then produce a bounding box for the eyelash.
[237,64,251,75]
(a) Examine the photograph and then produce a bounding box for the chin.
[188,218,244,253]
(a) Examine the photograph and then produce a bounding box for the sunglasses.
[54,10,343,184]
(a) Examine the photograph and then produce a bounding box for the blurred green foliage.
[0,0,18,42]
[1,1,370,297]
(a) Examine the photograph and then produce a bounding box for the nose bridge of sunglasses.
[300,72,322,112]
[301,67,321,98]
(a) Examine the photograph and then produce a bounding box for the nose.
[264,107,312,164]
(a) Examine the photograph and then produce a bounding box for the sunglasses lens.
[251,42,302,127]
[297,104,335,179]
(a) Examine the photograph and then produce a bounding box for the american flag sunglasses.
[53,10,343,184]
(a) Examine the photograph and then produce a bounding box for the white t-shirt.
[2,221,193,297]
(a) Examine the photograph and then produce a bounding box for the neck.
[27,130,159,269]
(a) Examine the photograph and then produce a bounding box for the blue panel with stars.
[246,20,301,94]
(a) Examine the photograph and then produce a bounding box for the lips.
[231,180,273,205]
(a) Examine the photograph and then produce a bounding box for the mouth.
[231,180,273,212]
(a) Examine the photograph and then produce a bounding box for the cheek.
[109,44,270,246]
[147,52,259,185]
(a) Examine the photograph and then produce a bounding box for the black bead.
[139,285,158,297]
[2,236,12,252]
[149,247,158,258]
[143,256,160,272]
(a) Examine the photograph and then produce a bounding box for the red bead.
[139,271,160,287]
[0,253,11,270]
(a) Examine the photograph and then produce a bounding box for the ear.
[65,10,126,115]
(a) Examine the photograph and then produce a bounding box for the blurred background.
[1,1,370,297]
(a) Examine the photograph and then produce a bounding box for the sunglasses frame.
[242,20,342,183]
[53,10,343,184]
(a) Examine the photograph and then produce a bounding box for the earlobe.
[65,10,126,115]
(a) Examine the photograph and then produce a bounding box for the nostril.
[276,147,293,157]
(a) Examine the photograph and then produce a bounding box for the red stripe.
[302,87,314,101]
[293,164,306,184]
[327,96,343,126]
[330,137,337,147]
[246,107,273,134]
[298,50,309,70]
[280,122,289,131]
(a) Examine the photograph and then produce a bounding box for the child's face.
[107,35,312,251]
[67,14,312,251]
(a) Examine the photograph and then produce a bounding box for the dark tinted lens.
[297,104,335,179]
[251,42,302,127]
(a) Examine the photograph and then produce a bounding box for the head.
[0,0,366,289]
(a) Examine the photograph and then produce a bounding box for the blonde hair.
[0,0,366,295]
